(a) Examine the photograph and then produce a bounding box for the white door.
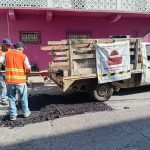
[142,43,150,82]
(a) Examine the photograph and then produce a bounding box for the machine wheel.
[91,83,113,102]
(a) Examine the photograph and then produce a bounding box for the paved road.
[108,85,150,110]
[1,85,150,150]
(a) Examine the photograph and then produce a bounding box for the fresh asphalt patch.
[1,93,113,128]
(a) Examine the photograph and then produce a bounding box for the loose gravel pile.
[1,93,113,128]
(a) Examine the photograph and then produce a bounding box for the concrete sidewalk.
[1,104,150,150]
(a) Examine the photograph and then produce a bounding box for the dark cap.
[14,42,25,49]
[2,38,13,46]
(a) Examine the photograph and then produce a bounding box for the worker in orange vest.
[0,41,31,120]
[0,38,13,106]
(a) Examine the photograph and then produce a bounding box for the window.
[20,31,41,44]
[68,32,91,39]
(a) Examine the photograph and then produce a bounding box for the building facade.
[0,0,150,70]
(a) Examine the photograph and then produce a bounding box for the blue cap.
[2,38,13,46]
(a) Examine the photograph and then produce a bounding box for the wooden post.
[68,40,73,76]
[135,39,139,70]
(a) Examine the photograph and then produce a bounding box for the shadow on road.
[114,85,150,96]
[1,117,150,150]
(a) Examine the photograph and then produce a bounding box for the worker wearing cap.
[1,38,12,52]
[0,41,31,120]
[0,38,13,106]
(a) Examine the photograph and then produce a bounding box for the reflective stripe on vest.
[5,75,26,80]
[5,68,25,72]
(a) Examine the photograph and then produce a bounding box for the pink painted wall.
[0,12,150,70]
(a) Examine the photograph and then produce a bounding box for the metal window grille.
[20,32,41,44]
[68,32,91,39]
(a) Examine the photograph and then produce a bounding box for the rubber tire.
[91,84,113,102]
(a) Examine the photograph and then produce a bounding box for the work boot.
[23,111,31,118]
[10,116,17,121]
[0,100,9,106]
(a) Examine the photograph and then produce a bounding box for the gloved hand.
[26,68,31,74]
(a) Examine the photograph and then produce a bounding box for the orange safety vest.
[5,50,27,84]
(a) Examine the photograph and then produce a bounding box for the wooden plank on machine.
[49,51,68,56]
[71,38,114,44]
[71,39,97,44]
[49,62,69,68]
[53,56,69,61]
[48,40,68,45]
[73,54,96,60]
[72,43,94,48]
[41,45,69,51]
[71,38,142,45]
[73,47,95,53]
[72,68,96,76]
[96,39,114,43]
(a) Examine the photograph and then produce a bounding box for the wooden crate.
[41,38,143,77]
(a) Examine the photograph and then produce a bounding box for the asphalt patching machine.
[40,38,150,102]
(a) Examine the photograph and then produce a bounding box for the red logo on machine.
[107,50,122,66]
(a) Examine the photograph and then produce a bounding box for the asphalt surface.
[1,93,112,127]
[1,77,150,150]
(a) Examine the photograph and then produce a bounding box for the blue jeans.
[6,84,30,117]
[0,74,7,101]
